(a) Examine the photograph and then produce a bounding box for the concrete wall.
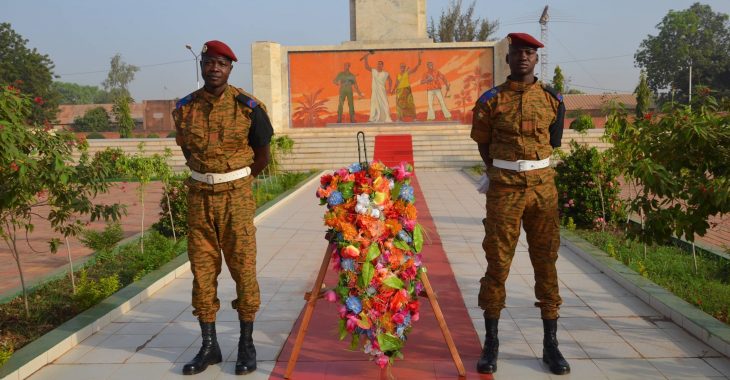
[349,0,428,42]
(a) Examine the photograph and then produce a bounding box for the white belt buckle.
[517,160,528,172]
[206,174,215,185]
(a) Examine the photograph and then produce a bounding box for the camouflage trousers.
[187,182,260,322]
[478,181,562,319]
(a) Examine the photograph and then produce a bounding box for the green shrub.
[79,222,124,253]
[86,132,106,139]
[166,130,177,138]
[73,269,120,310]
[569,113,594,132]
[555,140,623,228]
[147,133,160,138]
[72,106,111,132]
[91,147,128,179]
[0,340,12,367]
[152,175,188,238]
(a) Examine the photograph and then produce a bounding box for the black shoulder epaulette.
[175,93,194,109]
[235,94,259,109]
[542,84,564,103]
[478,86,499,104]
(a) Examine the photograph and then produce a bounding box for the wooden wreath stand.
[284,243,466,379]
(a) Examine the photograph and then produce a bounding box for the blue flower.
[349,162,362,173]
[345,296,362,314]
[396,325,406,338]
[398,230,412,244]
[327,191,344,207]
[341,258,355,271]
[399,185,414,203]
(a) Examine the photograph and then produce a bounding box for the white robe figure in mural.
[362,52,393,122]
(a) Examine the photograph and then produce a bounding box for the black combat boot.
[476,318,499,374]
[235,321,257,375]
[182,321,222,375]
[542,319,570,375]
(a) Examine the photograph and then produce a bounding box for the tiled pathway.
[23,171,730,380]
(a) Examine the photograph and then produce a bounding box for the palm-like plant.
[293,88,328,127]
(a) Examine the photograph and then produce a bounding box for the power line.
[553,54,633,64]
[59,58,251,77]
[570,83,633,93]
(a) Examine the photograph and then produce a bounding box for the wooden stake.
[284,243,335,379]
[420,271,467,378]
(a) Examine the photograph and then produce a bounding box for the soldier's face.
[201,55,232,88]
[507,46,538,76]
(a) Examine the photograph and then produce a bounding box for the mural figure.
[362,52,393,122]
[421,61,452,121]
[391,51,422,121]
[333,62,363,123]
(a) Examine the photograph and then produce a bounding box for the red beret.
[507,33,544,49]
[201,40,237,62]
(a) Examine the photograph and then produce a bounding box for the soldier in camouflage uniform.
[471,33,570,375]
[173,40,273,376]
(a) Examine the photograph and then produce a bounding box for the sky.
[3,0,729,101]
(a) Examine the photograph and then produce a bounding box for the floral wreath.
[316,161,424,368]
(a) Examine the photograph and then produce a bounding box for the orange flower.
[385,219,402,236]
[342,245,361,259]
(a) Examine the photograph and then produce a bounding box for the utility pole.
[688,59,693,105]
[185,44,201,90]
[539,5,549,82]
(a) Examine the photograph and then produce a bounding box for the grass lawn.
[575,227,730,325]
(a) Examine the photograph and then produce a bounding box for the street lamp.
[185,44,200,89]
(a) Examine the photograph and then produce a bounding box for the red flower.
[9,162,19,172]
[320,174,333,186]
[643,112,653,121]
[34,96,44,105]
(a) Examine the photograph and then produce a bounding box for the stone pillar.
[349,0,430,43]
[493,37,510,84]
[251,41,284,132]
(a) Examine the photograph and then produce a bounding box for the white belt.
[492,158,550,172]
[191,167,251,185]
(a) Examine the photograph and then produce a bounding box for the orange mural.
[288,47,494,127]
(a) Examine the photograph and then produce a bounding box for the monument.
[252,0,508,132]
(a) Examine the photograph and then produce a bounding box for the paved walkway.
[23,171,730,380]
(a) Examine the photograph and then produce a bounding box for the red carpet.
[269,176,491,379]
[372,135,415,169]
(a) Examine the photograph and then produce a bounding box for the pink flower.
[393,162,412,181]
[345,314,359,332]
[563,203,569,208]
[411,311,420,322]
[336,168,349,178]
[392,312,406,325]
[337,304,347,318]
[324,290,338,302]
[401,218,416,232]
[375,354,389,368]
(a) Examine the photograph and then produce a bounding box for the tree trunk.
[5,225,30,317]
[165,188,176,242]
[65,236,76,293]
[140,190,145,254]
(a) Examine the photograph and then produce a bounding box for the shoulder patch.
[478,87,499,104]
[542,84,563,102]
[235,94,259,109]
[175,94,193,109]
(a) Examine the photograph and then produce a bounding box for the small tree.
[0,86,123,316]
[634,71,653,118]
[428,0,499,42]
[102,54,139,100]
[604,90,730,252]
[113,95,135,138]
[117,143,171,253]
[552,66,565,94]
[72,106,111,132]
[570,114,594,132]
